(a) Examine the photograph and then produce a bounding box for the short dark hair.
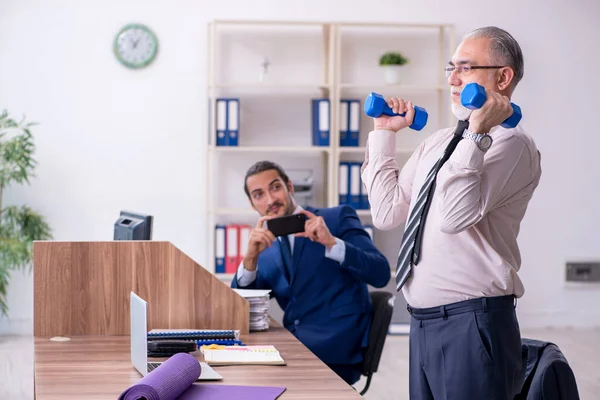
[244,160,290,199]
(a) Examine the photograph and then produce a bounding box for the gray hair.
[464,26,524,90]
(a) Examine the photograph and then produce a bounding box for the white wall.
[1,0,599,334]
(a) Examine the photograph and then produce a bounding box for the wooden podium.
[33,241,249,336]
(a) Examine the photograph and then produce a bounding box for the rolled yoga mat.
[119,352,201,400]
[119,352,286,400]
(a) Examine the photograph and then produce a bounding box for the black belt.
[407,295,516,320]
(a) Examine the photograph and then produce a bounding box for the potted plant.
[0,110,52,317]
[379,51,410,84]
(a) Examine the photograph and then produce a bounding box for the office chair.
[357,290,395,396]
[514,339,580,400]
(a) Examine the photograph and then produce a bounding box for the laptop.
[129,291,223,380]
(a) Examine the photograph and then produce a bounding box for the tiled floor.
[2,328,599,399]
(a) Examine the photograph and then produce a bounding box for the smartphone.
[266,214,307,237]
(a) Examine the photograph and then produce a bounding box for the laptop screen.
[130,291,149,376]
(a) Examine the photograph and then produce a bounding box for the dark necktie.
[395,119,470,291]
[279,235,294,281]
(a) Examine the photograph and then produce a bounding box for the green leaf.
[0,263,10,317]
[0,113,38,190]
[0,110,52,318]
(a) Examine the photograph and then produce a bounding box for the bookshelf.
[205,20,455,281]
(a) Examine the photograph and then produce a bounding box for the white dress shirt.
[236,206,346,287]
[361,124,541,308]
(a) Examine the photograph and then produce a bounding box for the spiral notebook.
[201,345,286,366]
[148,329,240,341]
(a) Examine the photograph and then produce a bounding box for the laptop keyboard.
[147,362,162,372]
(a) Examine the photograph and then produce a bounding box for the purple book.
[118,352,286,400]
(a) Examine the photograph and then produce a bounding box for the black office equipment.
[114,210,153,240]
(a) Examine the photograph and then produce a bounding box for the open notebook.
[201,345,286,366]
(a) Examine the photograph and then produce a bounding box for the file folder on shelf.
[339,161,369,210]
[340,99,360,147]
[339,162,349,206]
[225,225,239,273]
[215,98,240,146]
[227,98,239,146]
[349,162,361,209]
[311,98,330,146]
[215,225,226,273]
[215,223,252,274]
[339,100,349,146]
[216,99,227,146]
[349,100,360,146]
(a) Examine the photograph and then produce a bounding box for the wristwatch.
[462,129,493,152]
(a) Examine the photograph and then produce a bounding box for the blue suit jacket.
[232,205,390,366]
[515,339,580,400]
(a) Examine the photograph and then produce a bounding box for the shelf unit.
[205,20,455,279]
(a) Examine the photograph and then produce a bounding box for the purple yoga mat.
[119,352,201,400]
[119,352,286,400]
[178,384,286,400]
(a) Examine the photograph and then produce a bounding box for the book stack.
[147,329,243,346]
[233,289,272,332]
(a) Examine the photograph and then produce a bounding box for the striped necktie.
[395,119,470,291]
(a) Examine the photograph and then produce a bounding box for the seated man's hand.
[244,216,276,270]
[296,210,336,249]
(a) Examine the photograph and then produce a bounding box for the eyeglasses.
[444,65,505,78]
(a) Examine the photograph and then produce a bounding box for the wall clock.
[113,23,158,69]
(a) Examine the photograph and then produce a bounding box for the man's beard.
[451,102,472,121]
[285,195,297,215]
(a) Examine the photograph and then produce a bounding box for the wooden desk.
[34,323,362,399]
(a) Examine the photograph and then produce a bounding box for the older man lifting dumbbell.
[361,26,542,400]
[364,92,429,131]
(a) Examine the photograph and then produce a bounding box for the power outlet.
[565,262,600,282]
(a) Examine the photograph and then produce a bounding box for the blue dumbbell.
[364,92,428,131]
[460,82,522,128]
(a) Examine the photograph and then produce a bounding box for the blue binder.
[215,225,226,273]
[348,100,360,147]
[349,162,361,209]
[311,99,330,146]
[227,98,239,146]
[339,100,349,146]
[340,99,360,147]
[339,162,349,205]
[216,99,227,146]
[215,98,240,146]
